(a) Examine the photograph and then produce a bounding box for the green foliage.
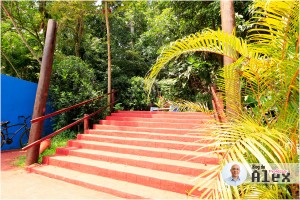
[12,155,26,168]
[13,130,77,167]
[120,76,156,111]
[136,3,180,62]
[168,99,212,113]
[1,1,45,82]
[46,1,97,57]
[4,1,297,198]
[160,55,218,103]
[113,103,124,111]
[146,0,299,199]
[49,56,104,132]
[82,34,107,67]
[1,29,37,80]
[170,1,221,34]
[2,0,245,109]
[38,130,77,163]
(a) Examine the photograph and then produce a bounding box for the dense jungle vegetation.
[1,0,299,199]
[1,0,250,118]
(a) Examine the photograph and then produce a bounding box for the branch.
[20,25,44,49]
[1,51,21,78]
[1,2,42,65]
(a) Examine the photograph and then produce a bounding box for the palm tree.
[145,0,299,198]
[220,0,240,115]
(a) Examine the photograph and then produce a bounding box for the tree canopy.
[1,1,298,199]
[2,0,245,109]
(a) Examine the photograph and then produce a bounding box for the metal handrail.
[22,90,117,150]
[210,86,227,123]
[31,93,113,124]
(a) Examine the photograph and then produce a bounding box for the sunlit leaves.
[145,0,298,199]
[145,29,249,93]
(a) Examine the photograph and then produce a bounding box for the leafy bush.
[156,55,217,107]
[49,56,104,132]
[113,103,124,111]
[120,76,157,110]
[38,130,77,163]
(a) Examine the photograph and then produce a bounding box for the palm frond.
[145,29,250,92]
[167,99,212,113]
[248,0,299,58]
[188,114,294,199]
[243,184,293,199]
[145,0,299,198]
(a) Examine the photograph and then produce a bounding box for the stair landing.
[27,110,218,199]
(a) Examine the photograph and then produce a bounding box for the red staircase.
[27,111,218,199]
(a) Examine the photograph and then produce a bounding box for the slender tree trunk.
[130,17,134,48]
[220,0,241,116]
[105,1,112,106]
[74,16,84,57]
[130,15,134,48]
[1,2,42,65]
[38,0,47,39]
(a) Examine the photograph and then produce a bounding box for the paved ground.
[1,150,119,199]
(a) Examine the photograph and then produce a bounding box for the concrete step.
[85,130,207,142]
[99,120,200,129]
[28,110,217,199]
[41,155,199,194]
[55,148,214,176]
[111,112,214,119]
[77,134,207,151]
[105,116,212,124]
[28,164,197,199]
[93,124,196,134]
[67,140,218,164]
[116,110,212,116]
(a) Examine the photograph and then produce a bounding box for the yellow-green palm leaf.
[247,0,299,59]
[188,115,294,199]
[145,0,299,199]
[145,29,250,92]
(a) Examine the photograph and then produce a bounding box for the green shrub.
[38,130,77,163]
[49,56,105,133]
[121,76,157,110]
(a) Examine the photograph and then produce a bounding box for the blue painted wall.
[1,74,53,151]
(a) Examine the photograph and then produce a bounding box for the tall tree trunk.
[38,1,46,32]
[1,2,42,65]
[220,0,241,117]
[130,15,134,48]
[75,18,84,57]
[105,1,112,106]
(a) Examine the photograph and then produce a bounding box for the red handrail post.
[26,19,57,166]
[110,89,115,113]
[210,85,227,123]
[84,114,89,133]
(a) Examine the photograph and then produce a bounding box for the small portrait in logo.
[221,162,247,186]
